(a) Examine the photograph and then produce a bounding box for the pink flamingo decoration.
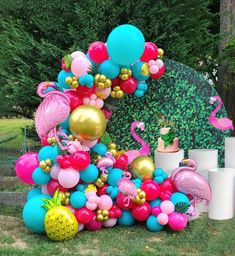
[125,121,150,164]
[96,152,116,176]
[171,159,212,217]
[209,96,234,131]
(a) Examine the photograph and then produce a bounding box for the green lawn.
[0,206,234,256]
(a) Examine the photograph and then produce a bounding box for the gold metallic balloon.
[130,156,154,180]
[69,105,107,141]
[158,48,164,57]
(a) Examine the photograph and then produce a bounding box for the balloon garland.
[16,24,211,241]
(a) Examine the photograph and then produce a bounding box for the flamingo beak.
[209,97,215,104]
[139,122,145,131]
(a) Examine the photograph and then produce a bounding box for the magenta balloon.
[85,216,102,231]
[15,152,39,184]
[168,212,187,231]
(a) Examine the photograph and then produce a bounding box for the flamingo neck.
[211,97,222,118]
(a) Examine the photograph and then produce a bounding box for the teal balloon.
[150,198,162,208]
[32,167,51,185]
[99,60,120,79]
[57,70,74,89]
[107,168,123,187]
[76,184,87,191]
[132,61,150,81]
[38,146,58,163]
[118,210,135,226]
[70,191,87,209]
[134,89,144,97]
[80,164,99,183]
[23,195,51,233]
[107,24,145,65]
[137,81,148,92]
[91,143,107,156]
[170,192,190,206]
[146,215,164,232]
[60,114,70,130]
[27,188,42,201]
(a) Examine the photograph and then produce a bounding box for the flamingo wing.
[217,118,234,130]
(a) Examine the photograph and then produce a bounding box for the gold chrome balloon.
[158,48,164,58]
[69,105,107,141]
[130,156,154,180]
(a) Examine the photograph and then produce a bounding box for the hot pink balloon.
[98,195,113,210]
[88,41,109,64]
[103,218,117,228]
[15,152,39,184]
[71,57,92,77]
[50,165,60,180]
[58,167,80,188]
[85,216,103,231]
[157,213,169,225]
[152,206,161,216]
[168,212,187,231]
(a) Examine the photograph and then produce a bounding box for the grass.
[0,206,234,256]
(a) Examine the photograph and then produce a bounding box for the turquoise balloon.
[107,24,145,65]
[70,191,87,209]
[150,198,162,208]
[132,61,150,81]
[107,168,123,187]
[99,60,120,79]
[38,146,58,163]
[32,167,51,185]
[60,114,70,130]
[91,143,107,156]
[23,195,51,233]
[57,70,74,89]
[137,81,148,92]
[27,188,42,201]
[80,164,99,183]
[170,192,190,206]
[134,89,144,97]
[118,210,135,226]
[146,215,164,232]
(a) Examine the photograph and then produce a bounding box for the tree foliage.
[0,0,219,118]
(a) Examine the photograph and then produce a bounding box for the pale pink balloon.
[83,97,90,105]
[149,65,159,74]
[71,57,91,77]
[78,223,84,232]
[71,51,86,59]
[157,213,169,225]
[103,218,117,228]
[41,184,49,194]
[96,98,104,109]
[82,139,98,149]
[148,60,156,67]
[86,201,98,211]
[98,195,113,210]
[58,167,80,188]
[160,200,175,214]
[86,190,97,199]
[95,87,111,99]
[90,99,96,105]
[155,59,164,68]
[50,165,60,180]
[90,94,97,100]
[89,195,97,203]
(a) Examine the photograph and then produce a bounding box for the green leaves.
[160,128,176,148]
[174,202,190,213]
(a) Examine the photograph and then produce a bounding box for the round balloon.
[91,143,107,156]
[70,191,87,209]
[58,70,74,89]
[75,207,94,224]
[107,168,124,187]
[170,192,190,206]
[38,146,58,163]
[118,210,135,226]
[27,188,42,201]
[107,24,145,65]
[32,167,51,185]
[58,167,80,188]
[146,215,164,232]
[80,164,99,183]
[130,156,154,180]
[99,60,120,79]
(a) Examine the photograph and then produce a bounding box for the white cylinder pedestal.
[208,168,235,220]
[188,149,218,213]
[154,149,184,176]
[225,137,235,168]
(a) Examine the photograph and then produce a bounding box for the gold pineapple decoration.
[42,190,78,241]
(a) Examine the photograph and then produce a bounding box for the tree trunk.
[218,0,235,125]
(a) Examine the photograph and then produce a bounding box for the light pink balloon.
[103,218,117,228]
[149,65,159,74]
[41,184,49,194]
[58,167,80,188]
[86,201,98,211]
[71,51,86,59]
[71,57,91,77]
[83,97,90,105]
[78,223,84,232]
[157,213,169,225]
[98,195,113,210]
[96,98,104,109]
[148,60,156,67]
[160,200,175,215]
[90,99,96,105]
[50,165,60,180]
[155,59,164,68]
[82,139,98,149]
[90,94,97,100]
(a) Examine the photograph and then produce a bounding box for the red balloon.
[56,155,72,169]
[75,208,94,224]
[116,192,134,210]
[109,205,122,218]
[141,180,160,201]
[160,178,176,193]
[65,91,83,111]
[97,183,108,196]
[111,77,120,86]
[132,202,151,221]
[140,42,158,62]
[150,66,165,79]
[71,151,91,171]
[47,179,68,196]
[120,77,137,94]
[88,41,109,64]
[114,154,128,169]
[76,85,95,98]
[85,216,103,231]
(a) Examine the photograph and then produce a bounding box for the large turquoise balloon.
[118,210,135,226]
[80,164,99,183]
[146,215,164,232]
[70,191,87,209]
[98,60,120,79]
[27,188,42,201]
[32,167,51,185]
[107,168,123,187]
[38,146,58,163]
[170,192,190,206]
[23,195,51,233]
[107,24,145,65]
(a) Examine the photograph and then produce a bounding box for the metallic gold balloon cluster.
[39,159,53,172]
[58,192,70,206]
[111,85,125,99]
[96,209,109,222]
[65,76,79,89]
[132,188,146,205]
[47,137,57,146]
[119,68,132,80]
[94,174,107,187]
[94,74,112,89]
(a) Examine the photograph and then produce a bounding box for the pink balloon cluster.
[83,93,104,109]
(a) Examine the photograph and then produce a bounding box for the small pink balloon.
[90,99,96,105]
[155,59,164,68]
[71,57,91,77]
[90,94,97,100]
[41,184,49,194]
[15,152,39,184]
[148,60,156,67]
[89,195,98,203]
[95,98,104,109]
[85,216,102,231]
[152,206,161,216]
[149,65,159,74]
[78,223,84,232]
[157,213,169,225]
[160,200,175,215]
[168,213,187,231]
[103,218,117,228]
[83,97,90,105]
[86,201,98,211]
[58,167,80,188]
[65,205,76,214]
[50,165,60,180]
[98,195,113,210]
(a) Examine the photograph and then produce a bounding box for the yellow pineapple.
[42,190,78,241]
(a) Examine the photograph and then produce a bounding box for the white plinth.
[154,149,184,176]
[225,137,235,168]
[188,149,218,213]
[208,168,235,220]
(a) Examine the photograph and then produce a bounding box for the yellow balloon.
[69,105,107,141]
[130,156,154,180]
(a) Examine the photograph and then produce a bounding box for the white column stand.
[225,137,235,168]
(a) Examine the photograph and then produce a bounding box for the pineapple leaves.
[174,202,190,213]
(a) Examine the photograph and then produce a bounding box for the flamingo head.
[136,121,145,131]
[209,96,216,104]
